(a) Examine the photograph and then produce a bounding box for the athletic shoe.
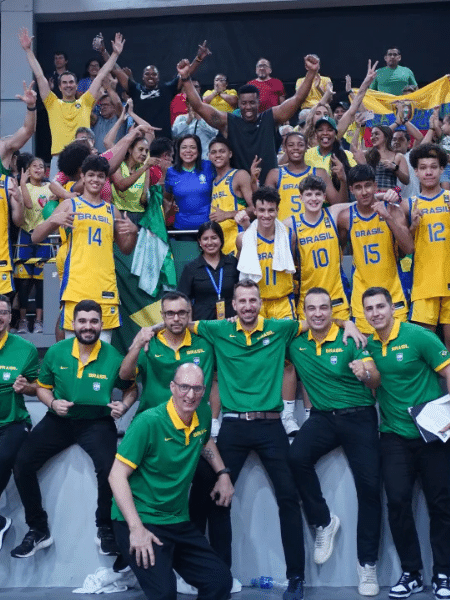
[211,418,221,440]
[231,578,242,593]
[17,319,29,334]
[357,562,379,596]
[314,514,340,564]
[176,574,197,595]
[283,576,304,600]
[0,515,12,551]
[33,320,43,333]
[95,526,119,556]
[281,412,300,436]
[433,574,450,599]
[389,572,423,598]
[11,528,53,558]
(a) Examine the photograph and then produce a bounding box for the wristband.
[393,186,402,202]
[27,106,37,111]
[216,468,231,478]
[180,76,191,82]
[195,57,203,63]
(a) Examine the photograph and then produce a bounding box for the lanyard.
[205,267,223,300]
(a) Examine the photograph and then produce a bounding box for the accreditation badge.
[216,300,225,320]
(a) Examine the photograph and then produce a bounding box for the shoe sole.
[389,585,424,599]
[95,536,119,556]
[0,517,12,551]
[314,516,340,564]
[11,536,54,558]
[358,585,380,596]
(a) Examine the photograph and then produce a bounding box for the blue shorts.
[14,229,53,279]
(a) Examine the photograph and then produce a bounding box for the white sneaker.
[176,574,197,595]
[211,418,221,440]
[357,562,379,596]
[314,514,340,564]
[231,578,242,593]
[281,401,300,436]
[17,319,29,334]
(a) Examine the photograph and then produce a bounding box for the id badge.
[216,300,225,320]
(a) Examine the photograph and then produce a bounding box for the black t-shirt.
[128,76,179,139]
[178,253,239,320]
[226,110,281,182]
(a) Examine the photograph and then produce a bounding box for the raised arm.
[18,28,51,100]
[177,60,227,134]
[88,33,125,100]
[337,60,378,139]
[8,178,24,227]
[0,82,37,166]
[272,55,320,125]
[185,40,212,84]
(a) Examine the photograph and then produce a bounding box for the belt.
[330,406,371,416]
[224,411,281,421]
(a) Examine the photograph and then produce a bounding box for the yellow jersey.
[305,146,356,175]
[292,208,349,311]
[276,166,316,222]
[409,191,450,301]
[0,176,12,272]
[257,232,294,299]
[349,205,408,319]
[60,197,118,305]
[23,183,53,232]
[211,169,246,255]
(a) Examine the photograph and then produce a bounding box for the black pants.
[13,412,117,531]
[113,520,232,600]
[381,432,450,576]
[215,418,305,579]
[288,406,381,564]
[0,421,30,496]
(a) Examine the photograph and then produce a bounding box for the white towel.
[237,218,295,283]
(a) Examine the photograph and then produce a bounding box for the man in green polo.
[0,294,39,551]
[287,287,381,597]
[363,286,450,600]
[11,299,136,559]
[109,362,233,600]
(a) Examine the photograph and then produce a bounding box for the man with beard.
[11,300,137,559]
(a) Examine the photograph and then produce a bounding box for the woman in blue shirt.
[164,134,215,232]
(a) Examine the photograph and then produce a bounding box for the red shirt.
[247,78,285,112]
[170,93,189,126]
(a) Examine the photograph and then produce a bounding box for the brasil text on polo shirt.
[366,320,450,438]
[194,316,301,413]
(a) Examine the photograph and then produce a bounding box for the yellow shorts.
[0,271,14,295]
[61,301,121,330]
[297,299,350,321]
[355,306,408,335]
[260,295,296,320]
[410,297,450,326]
[56,243,68,281]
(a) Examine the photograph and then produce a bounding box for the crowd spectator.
[295,57,331,108]
[172,102,218,160]
[247,57,285,112]
[370,47,418,96]
[76,57,102,97]
[47,51,69,99]
[92,93,127,154]
[203,74,238,112]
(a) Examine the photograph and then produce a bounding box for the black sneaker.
[95,526,119,556]
[283,576,304,600]
[432,574,450,599]
[389,572,423,598]
[11,528,53,558]
[0,515,12,551]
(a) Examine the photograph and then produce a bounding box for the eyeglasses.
[0,310,11,316]
[173,381,205,395]
[162,310,189,319]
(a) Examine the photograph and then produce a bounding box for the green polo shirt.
[0,332,39,428]
[112,398,211,524]
[38,338,130,420]
[194,316,301,413]
[288,323,374,411]
[136,329,214,413]
[366,320,450,438]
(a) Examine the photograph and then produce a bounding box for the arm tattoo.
[201,446,215,462]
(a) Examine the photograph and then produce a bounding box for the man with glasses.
[247,58,286,112]
[370,48,417,96]
[109,362,233,600]
[0,294,39,551]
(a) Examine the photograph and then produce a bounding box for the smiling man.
[109,362,233,600]
[370,47,417,96]
[11,299,137,559]
[363,286,450,600]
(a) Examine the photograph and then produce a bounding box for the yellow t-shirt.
[23,183,53,232]
[44,91,96,155]
[202,89,237,113]
[112,162,146,213]
[295,75,332,108]
[305,146,356,175]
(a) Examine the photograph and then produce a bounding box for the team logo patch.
[193,357,200,365]
[1,274,6,281]
[2,372,10,381]
[199,174,207,184]
[441,350,449,356]
[110,307,115,314]
[330,356,337,365]
[263,338,270,346]
[75,103,81,109]
[396,353,403,362]
[93,382,101,391]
